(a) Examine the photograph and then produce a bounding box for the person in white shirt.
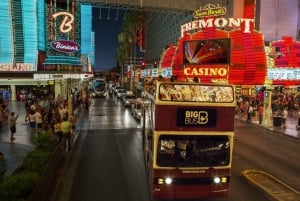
[282,107,288,129]
[247,104,254,122]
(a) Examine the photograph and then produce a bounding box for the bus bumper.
[152,184,230,199]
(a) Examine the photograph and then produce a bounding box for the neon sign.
[181,18,254,36]
[52,11,74,33]
[193,4,226,18]
[184,66,228,77]
[51,40,80,53]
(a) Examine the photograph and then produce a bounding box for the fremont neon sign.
[181,17,254,36]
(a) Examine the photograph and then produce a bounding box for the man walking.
[60,117,73,151]
[9,112,19,141]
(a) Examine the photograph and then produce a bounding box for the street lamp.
[263,79,273,126]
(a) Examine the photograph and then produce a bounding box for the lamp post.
[67,78,73,117]
[263,79,273,126]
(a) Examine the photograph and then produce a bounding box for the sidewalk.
[235,112,300,139]
[0,101,35,175]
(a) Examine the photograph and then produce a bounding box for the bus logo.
[185,111,208,124]
[177,108,217,127]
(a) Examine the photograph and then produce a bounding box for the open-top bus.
[142,81,235,200]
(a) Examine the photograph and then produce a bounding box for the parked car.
[121,94,137,107]
[113,86,123,95]
[131,98,144,120]
[116,88,126,99]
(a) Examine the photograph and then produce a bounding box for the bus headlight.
[157,177,173,185]
[213,176,228,184]
[165,177,172,185]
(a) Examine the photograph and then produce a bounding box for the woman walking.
[9,112,19,141]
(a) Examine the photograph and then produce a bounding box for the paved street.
[0,100,300,178]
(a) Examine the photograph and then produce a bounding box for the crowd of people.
[1,87,87,151]
[236,92,300,128]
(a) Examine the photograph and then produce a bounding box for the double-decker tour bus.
[91,79,107,98]
[142,81,235,200]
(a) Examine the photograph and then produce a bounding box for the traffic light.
[154,61,157,68]
[141,61,145,68]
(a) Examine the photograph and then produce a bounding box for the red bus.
[142,81,235,200]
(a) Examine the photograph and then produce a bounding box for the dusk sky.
[92,7,125,71]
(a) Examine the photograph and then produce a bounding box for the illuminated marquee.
[184,66,228,76]
[51,40,80,53]
[0,63,34,71]
[193,3,227,18]
[181,18,254,36]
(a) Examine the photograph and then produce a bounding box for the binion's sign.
[51,11,80,53]
[51,40,80,53]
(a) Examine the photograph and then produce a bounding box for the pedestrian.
[54,118,63,143]
[35,108,43,134]
[247,104,254,122]
[258,104,264,124]
[9,112,19,141]
[297,110,300,129]
[3,106,9,126]
[60,117,73,151]
[282,107,288,129]
[28,109,37,134]
[0,105,3,132]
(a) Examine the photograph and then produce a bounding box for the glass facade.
[22,0,38,65]
[81,4,93,65]
[37,0,46,51]
[0,0,13,64]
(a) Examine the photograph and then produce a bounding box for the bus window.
[157,135,230,167]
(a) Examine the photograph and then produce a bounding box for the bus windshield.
[93,80,106,91]
[157,135,230,167]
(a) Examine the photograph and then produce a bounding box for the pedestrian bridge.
[80,0,211,12]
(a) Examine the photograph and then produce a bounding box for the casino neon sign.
[181,3,254,36]
[52,11,74,33]
[181,18,254,36]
